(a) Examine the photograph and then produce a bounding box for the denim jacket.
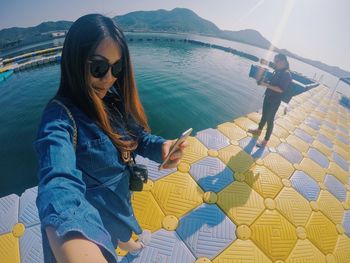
[33,92,166,262]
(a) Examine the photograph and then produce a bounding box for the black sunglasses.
[88,58,123,78]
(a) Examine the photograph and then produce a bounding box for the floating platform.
[1,88,350,262]
[0,69,14,83]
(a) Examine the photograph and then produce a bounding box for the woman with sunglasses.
[248,53,292,147]
[33,14,187,263]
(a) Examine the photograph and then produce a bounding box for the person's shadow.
[175,151,260,257]
[241,136,269,159]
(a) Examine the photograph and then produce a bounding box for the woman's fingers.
[161,139,189,169]
[179,140,189,149]
[170,149,183,160]
[162,158,181,169]
[162,140,175,160]
[169,140,189,160]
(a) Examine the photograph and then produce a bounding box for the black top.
[265,69,292,102]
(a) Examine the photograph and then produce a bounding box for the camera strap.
[120,150,136,165]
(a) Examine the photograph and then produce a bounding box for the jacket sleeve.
[278,71,292,92]
[33,103,116,261]
[131,121,166,164]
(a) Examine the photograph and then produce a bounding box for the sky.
[1,0,349,72]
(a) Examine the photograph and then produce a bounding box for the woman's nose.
[101,68,116,82]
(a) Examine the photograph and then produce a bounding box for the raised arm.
[34,103,117,263]
[133,125,166,164]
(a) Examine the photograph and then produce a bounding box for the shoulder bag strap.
[51,99,77,150]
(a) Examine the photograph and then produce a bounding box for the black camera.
[128,162,148,191]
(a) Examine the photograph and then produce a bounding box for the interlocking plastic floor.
[1,84,350,262]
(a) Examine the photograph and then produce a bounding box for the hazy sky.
[1,0,349,71]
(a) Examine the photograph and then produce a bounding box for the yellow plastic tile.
[272,124,290,138]
[334,140,350,153]
[195,258,212,263]
[267,134,281,148]
[275,118,296,133]
[151,171,203,218]
[311,115,324,125]
[299,123,318,136]
[218,145,254,174]
[178,162,190,173]
[337,122,349,133]
[299,158,326,183]
[12,223,25,238]
[324,116,337,125]
[244,165,283,199]
[305,211,338,254]
[233,116,258,131]
[333,235,350,263]
[328,162,348,184]
[207,149,218,157]
[333,145,349,161]
[337,129,349,141]
[217,122,247,142]
[312,140,332,157]
[288,109,307,121]
[312,110,326,120]
[236,225,252,240]
[162,215,179,231]
[308,112,322,120]
[246,112,262,124]
[212,239,272,263]
[302,106,315,114]
[217,182,264,225]
[0,232,20,263]
[263,153,295,179]
[203,191,218,204]
[318,190,344,224]
[286,134,310,153]
[346,192,350,208]
[250,209,297,261]
[319,128,335,141]
[181,136,208,164]
[283,116,301,127]
[131,190,165,232]
[275,187,312,227]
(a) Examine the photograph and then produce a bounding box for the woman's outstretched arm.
[34,103,117,263]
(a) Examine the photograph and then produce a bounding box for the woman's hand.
[258,81,269,87]
[161,140,189,169]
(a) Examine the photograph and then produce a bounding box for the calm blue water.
[0,33,345,197]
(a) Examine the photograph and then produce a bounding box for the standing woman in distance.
[33,14,187,263]
[248,53,292,147]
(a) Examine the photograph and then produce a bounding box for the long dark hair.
[275,53,289,70]
[56,14,149,151]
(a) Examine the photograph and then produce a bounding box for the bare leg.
[46,226,108,263]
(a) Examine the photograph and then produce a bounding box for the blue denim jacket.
[33,93,166,263]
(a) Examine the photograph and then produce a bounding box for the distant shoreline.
[1,31,347,79]
[123,32,350,78]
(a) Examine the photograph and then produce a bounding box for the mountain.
[114,8,221,36]
[221,29,273,50]
[278,48,350,79]
[0,8,348,77]
[0,21,72,49]
[114,9,273,49]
